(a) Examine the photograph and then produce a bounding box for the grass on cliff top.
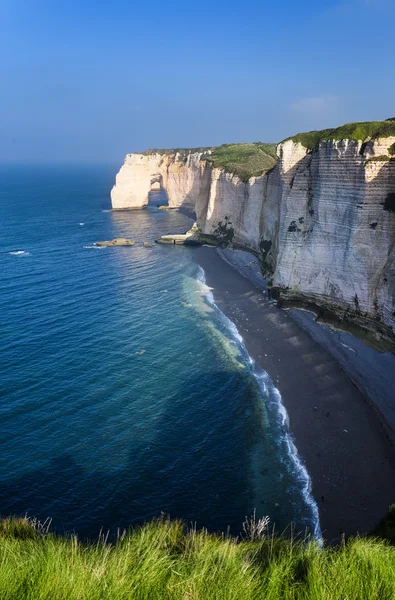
[140,143,278,182]
[141,147,211,157]
[285,118,395,151]
[1,515,395,600]
[203,142,278,182]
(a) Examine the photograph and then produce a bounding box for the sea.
[0,164,319,539]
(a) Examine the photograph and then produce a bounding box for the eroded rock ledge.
[111,120,395,346]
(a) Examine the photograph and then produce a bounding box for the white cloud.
[289,95,339,116]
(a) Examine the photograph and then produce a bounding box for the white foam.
[341,342,356,353]
[253,366,322,541]
[83,245,106,249]
[9,250,30,256]
[78,223,85,226]
[196,265,322,541]
[102,209,111,213]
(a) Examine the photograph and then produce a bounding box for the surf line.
[196,265,322,541]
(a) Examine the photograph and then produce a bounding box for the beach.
[196,245,395,543]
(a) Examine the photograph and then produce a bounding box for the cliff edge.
[111,120,395,345]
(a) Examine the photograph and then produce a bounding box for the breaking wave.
[196,265,322,540]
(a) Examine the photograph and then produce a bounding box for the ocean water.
[0,164,319,538]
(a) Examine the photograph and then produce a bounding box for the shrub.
[213,216,235,246]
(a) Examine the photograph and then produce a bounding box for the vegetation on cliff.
[285,119,395,151]
[139,143,278,182]
[1,515,395,599]
[140,147,211,157]
[203,142,278,182]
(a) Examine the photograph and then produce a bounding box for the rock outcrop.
[111,151,210,210]
[111,122,395,343]
[96,238,135,247]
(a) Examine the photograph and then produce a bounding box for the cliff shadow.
[0,370,292,541]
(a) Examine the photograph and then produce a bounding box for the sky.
[0,0,394,163]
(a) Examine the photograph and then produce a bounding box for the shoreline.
[195,245,395,543]
[197,265,321,540]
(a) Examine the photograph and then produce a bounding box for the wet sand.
[196,245,395,543]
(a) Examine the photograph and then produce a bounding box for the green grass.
[203,142,278,182]
[140,147,211,157]
[138,143,279,182]
[284,119,395,151]
[0,516,395,599]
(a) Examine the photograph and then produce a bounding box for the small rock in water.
[96,238,135,247]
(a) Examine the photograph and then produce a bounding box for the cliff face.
[111,128,395,341]
[272,137,395,338]
[111,151,209,209]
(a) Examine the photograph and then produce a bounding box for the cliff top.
[285,118,395,151]
[141,147,211,157]
[139,142,278,182]
[202,143,277,182]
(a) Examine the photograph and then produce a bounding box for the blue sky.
[0,0,394,163]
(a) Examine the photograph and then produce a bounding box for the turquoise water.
[0,165,318,538]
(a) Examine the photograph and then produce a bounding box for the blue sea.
[0,164,319,538]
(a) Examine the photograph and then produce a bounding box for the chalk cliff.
[111,150,210,210]
[271,136,395,342]
[111,122,395,343]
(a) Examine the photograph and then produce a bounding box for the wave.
[83,245,106,249]
[252,365,322,541]
[78,223,85,226]
[8,250,31,256]
[101,209,111,213]
[196,266,322,541]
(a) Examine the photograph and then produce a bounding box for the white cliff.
[111,126,395,341]
[111,151,210,209]
[272,137,395,338]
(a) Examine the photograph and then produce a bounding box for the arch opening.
[148,173,168,207]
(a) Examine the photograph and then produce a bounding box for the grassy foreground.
[0,517,395,599]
